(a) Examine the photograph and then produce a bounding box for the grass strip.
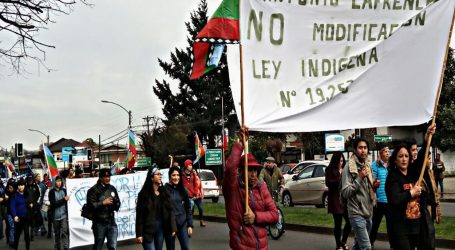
[203,203,455,240]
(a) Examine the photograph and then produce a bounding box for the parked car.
[278,163,298,175]
[198,169,220,203]
[283,160,329,184]
[282,163,329,208]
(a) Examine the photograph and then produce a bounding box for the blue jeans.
[7,214,15,244]
[436,179,444,197]
[142,220,164,250]
[349,215,372,250]
[165,224,190,250]
[92,220,118,250]
[191,198,204,220]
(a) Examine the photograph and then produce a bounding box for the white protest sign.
[66,171,147,248]
[228,0,454,132]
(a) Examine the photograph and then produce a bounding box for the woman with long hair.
[325,152,351,250]
[385,144,423,250]
[164,166,193,250]
[136,167,176,250]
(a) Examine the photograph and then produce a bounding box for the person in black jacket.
[86,169,120,250]
[164,166,193,250]
[136,167,176,250]
[386,124,435,250]
[49,176,69,250]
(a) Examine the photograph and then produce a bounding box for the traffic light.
[15,143,23,157]
[69,154,73,163]
[87,149,92,160]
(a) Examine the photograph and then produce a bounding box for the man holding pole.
[223,127,278,250]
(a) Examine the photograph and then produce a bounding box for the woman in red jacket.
[223,127,278,250]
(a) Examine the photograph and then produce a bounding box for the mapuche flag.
[127,128,137,169]
[193,133,205,164]
[189,0,239,80]
[4,158,16,173]
[44,145,59,177]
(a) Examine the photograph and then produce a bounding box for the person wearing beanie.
[223,127,278,250]
[11,178,31,250]
[87,168,121,250]
[136,167,176,250]
[49,176,69,250]
[164,166,193,250]
[182,159,205,227]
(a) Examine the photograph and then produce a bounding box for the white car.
[283,160,329,184]
[282,162,329,208]
[198,169,220,203]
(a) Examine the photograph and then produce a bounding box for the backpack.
[81,203,94,220]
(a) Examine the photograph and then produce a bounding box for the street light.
[28,128,50,146]
[101,100,132,127]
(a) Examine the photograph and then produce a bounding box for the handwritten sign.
[66,171,147,248]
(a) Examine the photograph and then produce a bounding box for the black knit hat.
[17,178,26,186]
[99,168,111,178]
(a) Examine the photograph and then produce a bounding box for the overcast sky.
[0,0,454,151]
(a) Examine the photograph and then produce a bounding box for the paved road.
[22,220,450,250]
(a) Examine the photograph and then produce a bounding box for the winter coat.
[258,165,284,196]
[86,182,120,223]
[182,170,202,199]
[223,143,279,250]
[385,168,420,237]
[165,183,193,229]
[49,187,68,221]
[135,187,176,241]
[371,160,388,203]
[325,166,344,214]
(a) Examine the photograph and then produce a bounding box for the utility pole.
[143,116,152,134]
[98,135,101,171]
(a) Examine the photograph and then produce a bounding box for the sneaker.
[200,220,206,227]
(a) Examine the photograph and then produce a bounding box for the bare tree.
[0,0,89,74]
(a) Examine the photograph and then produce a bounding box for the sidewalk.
[440,176,455,202]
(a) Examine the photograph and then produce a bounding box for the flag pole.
[239,43,250,213]
[417,9,455,186]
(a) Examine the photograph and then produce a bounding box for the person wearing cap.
[11,178,31,250]
[86,168,121,250]
[49,176,69,250]
[182,159,206,227]
[223,127,278,250]
[136,167,176,250]
[259,156,284,202]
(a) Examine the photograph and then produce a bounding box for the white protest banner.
[228,0,454,132]
[66,171,147,248]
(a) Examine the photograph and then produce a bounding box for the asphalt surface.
[15,220,451,250]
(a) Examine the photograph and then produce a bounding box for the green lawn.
[203,203,455,240]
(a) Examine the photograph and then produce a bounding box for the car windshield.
[199,171,215,181]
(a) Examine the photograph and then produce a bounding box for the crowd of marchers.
[325,124,444,250]
[0,124,447,250]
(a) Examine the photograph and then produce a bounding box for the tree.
[153,0,238,152]
[139,118,191,167]
[0,0,89,74]
[434,48,455,151]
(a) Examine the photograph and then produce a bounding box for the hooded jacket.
[223,143,279,250]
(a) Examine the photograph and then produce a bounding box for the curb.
[202,216,455,249]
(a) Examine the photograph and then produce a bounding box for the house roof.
[48,138,80,152]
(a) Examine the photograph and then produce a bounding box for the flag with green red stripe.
[127,128,137,169]
[44,145,59,177]
[190,0,239,80]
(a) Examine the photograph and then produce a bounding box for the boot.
[200,220,206,227]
